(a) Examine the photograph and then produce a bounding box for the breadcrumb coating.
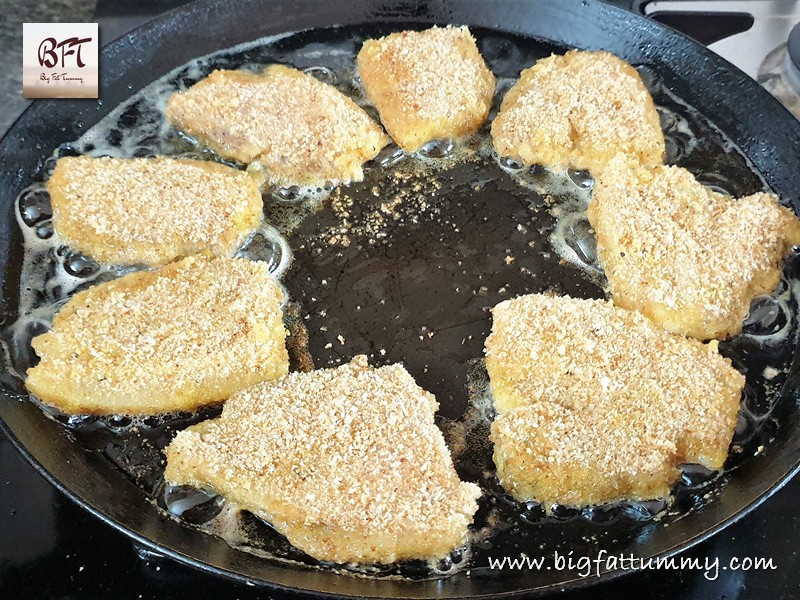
[358,26,496,152]
[589,154,800,339]
[166,65,388,186]
[164,355,481,564]
[486,294,744,506]
[491,50,664,173]
[26,256,288,415]
[48,156,263,266]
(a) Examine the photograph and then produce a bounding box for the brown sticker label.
[23,23,99,99]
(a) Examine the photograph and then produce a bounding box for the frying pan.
[2,0,800,597]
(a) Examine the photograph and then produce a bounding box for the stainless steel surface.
[645,0,800,79]
[758,43,800,118]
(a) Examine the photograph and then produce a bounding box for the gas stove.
[610,0,800,117]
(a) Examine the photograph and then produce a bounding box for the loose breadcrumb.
[47,156,263,266]
[26,256,288,415]
[166,65,388,186]
[164,355,481,564]
[486,293,744,506]
[491,50,664,173]
[358,26,496,152]
[589,154,800,339]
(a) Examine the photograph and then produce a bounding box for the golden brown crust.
[486,294,744,506]
[26,256,288,415]
[47,156,263,266]
[357,26,496,152]
[491,50,664,173]
[164,355,481,564]
[166,66,388,186]
[589,154,800,339]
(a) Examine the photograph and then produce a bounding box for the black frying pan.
[2,0,800,597]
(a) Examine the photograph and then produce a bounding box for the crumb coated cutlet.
[589,154,800,340]
[491,50,664,173]
[486,294,744,507]
[164,355,481,565]
[47,156,263,266]
[26,256,289,416]
[357,26,496,152]
[166,65,388,186]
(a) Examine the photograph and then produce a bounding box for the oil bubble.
[273,186,300,202]
[567,169,594,189]
[418,139,455,159]
[64,251,100,278]
[35,221,54,239]
[499,156,525,171]
[19,189,53,227]
[163,484,225,524]
[303,66,336,84]
[369,144,405,169]
[564,217,600,271]
[743,296,787,336]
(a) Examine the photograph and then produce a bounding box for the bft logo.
[37,36,93,69]
[23,23,99,99]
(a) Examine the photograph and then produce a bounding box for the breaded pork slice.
[357,26,496,152]
[588,154,800,340]
[164,355,481,564]
[26,256,288,415]
[47,156,262,266]
[486,294,744,507]
[166,65,387,186]
[491,50,664,173]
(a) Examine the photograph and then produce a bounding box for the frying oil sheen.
[4,28,799,579]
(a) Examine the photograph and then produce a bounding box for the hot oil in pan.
[2,26,799,579]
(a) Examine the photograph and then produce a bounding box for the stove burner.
[757,22,800,118]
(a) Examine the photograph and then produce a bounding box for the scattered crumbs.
[504,255,515,265]
[312,165,445,249]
